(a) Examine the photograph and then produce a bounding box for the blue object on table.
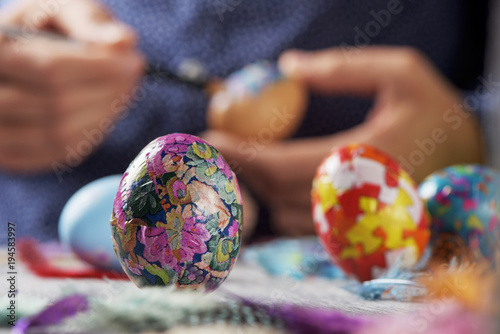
[243,237,346,280]
[357,279,426,301]
[58,175,123,271]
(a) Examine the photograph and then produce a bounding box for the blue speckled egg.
[418,165,500,262]
[59,175,124,271]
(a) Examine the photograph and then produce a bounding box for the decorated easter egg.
[418,165,500,263]
[311,144,430,281]
[207,60,307,139]
[111,133,243,291]
[59,175,123,271]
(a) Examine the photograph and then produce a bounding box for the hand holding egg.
[207,61,308,140]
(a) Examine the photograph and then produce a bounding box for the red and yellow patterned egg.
[311,144,430,281]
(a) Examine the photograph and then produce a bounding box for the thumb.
[201,130,254,169]
[278,47,428,97]
[201,129,282,180]
[49,0,137,49]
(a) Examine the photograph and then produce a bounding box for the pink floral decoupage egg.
[111,133,243,291]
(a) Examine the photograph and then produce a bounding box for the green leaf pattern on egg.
[111,133,243,291]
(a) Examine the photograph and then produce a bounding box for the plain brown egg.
[207,72,308,140]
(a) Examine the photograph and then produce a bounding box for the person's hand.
[0,0,144,173]
[203,47,483,236]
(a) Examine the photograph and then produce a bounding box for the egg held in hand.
[111,133,243,291]
[207,60,307,140]
[419,165,500,264]
[312,144,430,281]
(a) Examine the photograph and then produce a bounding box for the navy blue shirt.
[0,0,489,242]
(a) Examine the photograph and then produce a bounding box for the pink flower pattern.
[111,133,243,291]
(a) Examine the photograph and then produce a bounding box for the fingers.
[51,0,137,48]
[202,130,262,174]
[0,84,46,122]
[0,0,137,49]
[0,89,93,168]
[0,84,51,154]
[0,143,62,174]
[0,122,49,151]
[204,130,316,237]
[279,47,431,96]
[55,80,135,140]
[0,39,144,88]
[203,125,370,198]
[0,64,139,135]
[0,71,139,174]
[0,0,142,173]
[202,130,326,205]
[0,0,29,25]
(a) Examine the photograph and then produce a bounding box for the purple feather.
[240,298,368,334]
[13,294,88,334]
[270,304,368,334]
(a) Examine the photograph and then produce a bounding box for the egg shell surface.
[58,175,124,271]
[418,165,500,262]
[111,133,243,291]
[223,60,283,99]
[207,60,307,140]
[312,144,430,281]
